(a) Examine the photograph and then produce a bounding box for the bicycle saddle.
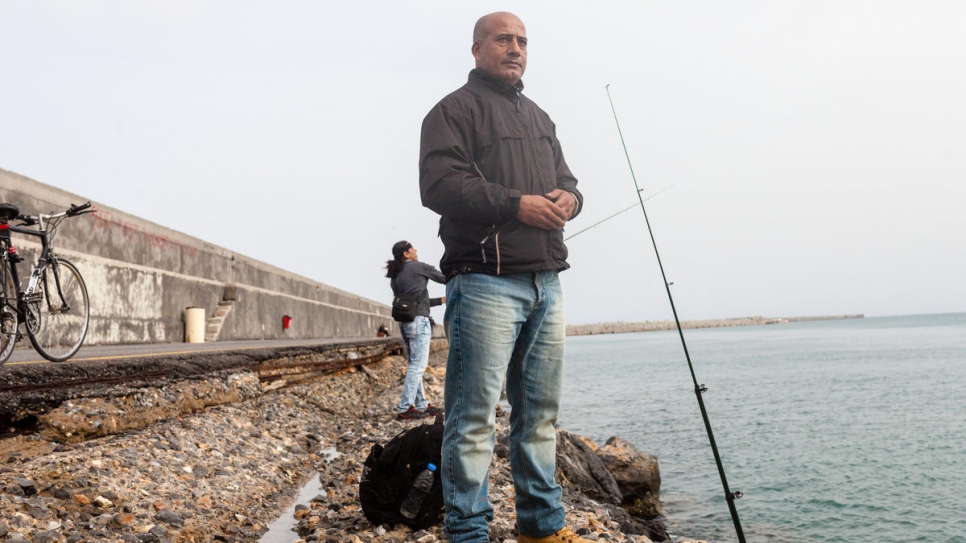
[0,203,19,222]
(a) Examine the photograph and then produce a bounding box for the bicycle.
[0,201,95,364]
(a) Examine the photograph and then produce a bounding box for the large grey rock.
[554,429,622,505]
[14,478,37,496]
[596,436,663,519]
[155,509,184,527]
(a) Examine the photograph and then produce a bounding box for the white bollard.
[185,307,205,343]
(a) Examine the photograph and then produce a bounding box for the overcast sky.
[2,1,964,325]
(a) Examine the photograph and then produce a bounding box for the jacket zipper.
[475,157,507,276]
[479,227,503,276]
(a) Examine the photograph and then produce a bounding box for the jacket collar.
[469,68,524,98]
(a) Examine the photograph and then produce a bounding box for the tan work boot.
[518,527,595,543]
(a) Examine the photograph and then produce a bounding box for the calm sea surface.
[559,313,966,543]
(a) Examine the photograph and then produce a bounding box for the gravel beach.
[0,342,709,543]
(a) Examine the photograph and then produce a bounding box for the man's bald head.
[473,12,523,44]
[471,12,528,85]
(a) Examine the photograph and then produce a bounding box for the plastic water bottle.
[399,463,436,519]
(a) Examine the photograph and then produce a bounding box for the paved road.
[3,337,387,366]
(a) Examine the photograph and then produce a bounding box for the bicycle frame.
[1,223,58,320]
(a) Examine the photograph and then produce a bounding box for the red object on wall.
[282,315,292,330]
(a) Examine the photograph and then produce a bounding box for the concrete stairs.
[205,301,235,342]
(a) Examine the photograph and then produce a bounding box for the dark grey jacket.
[419,69,583,278]
[390,261,445,318]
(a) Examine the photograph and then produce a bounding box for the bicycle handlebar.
[14,202,95,228]
[67,202,94,217]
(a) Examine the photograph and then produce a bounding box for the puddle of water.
[260,448,341,543]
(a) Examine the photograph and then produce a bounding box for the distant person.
[385,240,446,420]
[376,323,390,337]
[419,11,585,543]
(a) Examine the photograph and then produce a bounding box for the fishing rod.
[564,186,672,242]
[605,84,747,543]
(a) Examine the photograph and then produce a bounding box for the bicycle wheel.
[26,258,90,362]
[0,258,18,364]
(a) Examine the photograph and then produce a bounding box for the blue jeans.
[442,271,566,542]
[398,315,432,413]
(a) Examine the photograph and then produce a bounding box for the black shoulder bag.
[391,294,419,322]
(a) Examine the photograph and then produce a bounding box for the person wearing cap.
[418,11,587,543]
[385,240,446,420]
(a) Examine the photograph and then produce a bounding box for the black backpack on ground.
[359,415,445,529]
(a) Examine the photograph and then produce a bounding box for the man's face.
[472,13,527,85]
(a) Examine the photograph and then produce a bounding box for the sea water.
[558,313,966,543]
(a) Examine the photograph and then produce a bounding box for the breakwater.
[567,314,864,336]
[1,167,393,344]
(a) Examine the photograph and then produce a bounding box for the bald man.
[419,11,588,543]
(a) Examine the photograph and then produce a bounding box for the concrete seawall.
[1,167,393,344]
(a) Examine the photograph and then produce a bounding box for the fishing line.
[564,185,672,242]
[605,84,747,543]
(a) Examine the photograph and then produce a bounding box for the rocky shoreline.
[0,343,710,543]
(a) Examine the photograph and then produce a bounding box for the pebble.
[0,346,712,543]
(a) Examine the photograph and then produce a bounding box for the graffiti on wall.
[92,210,199,256]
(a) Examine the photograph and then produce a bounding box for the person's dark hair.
[385,240,412,278]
